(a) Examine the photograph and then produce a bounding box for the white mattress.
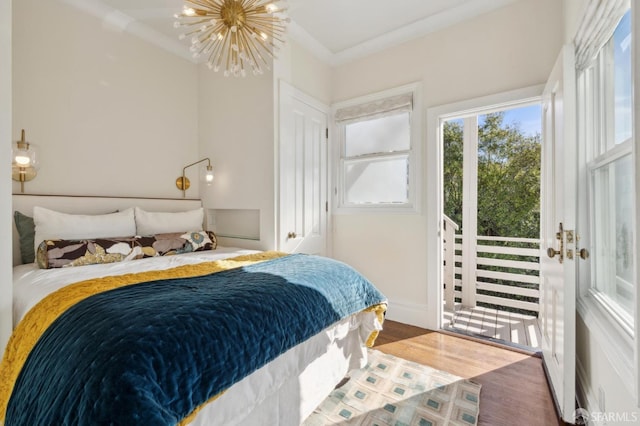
[11,248,382,424]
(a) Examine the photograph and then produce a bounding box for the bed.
[2,195,387,425]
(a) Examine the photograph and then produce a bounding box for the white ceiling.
[67,0,522,66]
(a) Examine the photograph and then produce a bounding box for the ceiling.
[66,0,522,66]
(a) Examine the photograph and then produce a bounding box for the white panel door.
[278,82,328,255]
[539,45,577,423]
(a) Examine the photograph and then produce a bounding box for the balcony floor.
[443,305,541,350]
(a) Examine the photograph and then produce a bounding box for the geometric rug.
[303,349,481,426]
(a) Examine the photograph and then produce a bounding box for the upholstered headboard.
[12,195,203,267]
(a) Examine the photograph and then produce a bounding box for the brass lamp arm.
[182,157,211,175]
[177,157,212,198]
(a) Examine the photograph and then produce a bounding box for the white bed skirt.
[190,310,378,425]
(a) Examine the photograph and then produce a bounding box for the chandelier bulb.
[230,25,237,33]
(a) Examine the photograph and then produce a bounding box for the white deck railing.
[443,218,541,314]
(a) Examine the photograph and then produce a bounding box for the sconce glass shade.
[201,164,214,186]
[12,129,39,192]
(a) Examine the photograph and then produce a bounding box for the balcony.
[442,215,542,349]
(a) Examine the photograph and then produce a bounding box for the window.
[579,7,635,333]
[334,84,421,211]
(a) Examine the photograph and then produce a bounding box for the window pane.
[344,156,409,204]
[345,112,410,157]
[613,10,632,144]
[592,154,634,317]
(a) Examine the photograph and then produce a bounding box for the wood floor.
[373,320,565,426]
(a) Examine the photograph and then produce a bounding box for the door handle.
[578,248,589,259]
[287,231,297,239]
[547,247,561,259]
[546,222,564,263]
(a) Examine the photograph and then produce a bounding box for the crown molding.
[286,0,519,67]
[59,0,195,63]
[60,0,520,68]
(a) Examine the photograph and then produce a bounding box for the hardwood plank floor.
[373,320,565,426]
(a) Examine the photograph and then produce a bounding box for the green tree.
[443,112,540,239]
[443,119,464,227]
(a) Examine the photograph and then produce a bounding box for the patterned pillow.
[37,231,218,269]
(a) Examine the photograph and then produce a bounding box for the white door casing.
[278,81,328,255]
[539,45,577,423]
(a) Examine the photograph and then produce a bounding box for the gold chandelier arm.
[176,0,288,77]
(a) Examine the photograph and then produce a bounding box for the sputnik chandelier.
[174,0,289,77]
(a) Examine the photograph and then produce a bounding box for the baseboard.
[576,357,601,425]
[384,299,430,329]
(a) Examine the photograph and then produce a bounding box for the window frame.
[575,4,638,399]
[579,9,636,337]
[332,83,422,214]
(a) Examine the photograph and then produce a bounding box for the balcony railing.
[443,216,541,316]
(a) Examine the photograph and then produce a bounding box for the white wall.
[329,0,563,326]
[12,0,199,198]
[197,65,276,250]
[276,39,332,106]
[1,0,12,353]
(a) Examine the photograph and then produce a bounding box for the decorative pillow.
[37,237,141,269]
[33,207,136,254]
[134,207,204,236]
[37,231,218,269]
[14,211,35,264]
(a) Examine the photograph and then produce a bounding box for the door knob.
[287,231,297,239]
[547,247,561,259]
[578,248,589,259]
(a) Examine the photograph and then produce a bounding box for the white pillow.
[33,207,136,253]
[134,207,204,236]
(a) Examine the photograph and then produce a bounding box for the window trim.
[575,3,637,399]
[578,9,636,337]
[332,82,422,214]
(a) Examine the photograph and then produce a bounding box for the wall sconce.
[12,129,39,193]
[176,157,214,198]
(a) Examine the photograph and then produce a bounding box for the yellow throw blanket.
[0,251,287,422]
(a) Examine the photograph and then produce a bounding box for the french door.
[539,45,577,423]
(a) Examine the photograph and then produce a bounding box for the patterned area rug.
[304,349,481,426]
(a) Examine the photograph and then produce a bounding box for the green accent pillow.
[14,211,35,264]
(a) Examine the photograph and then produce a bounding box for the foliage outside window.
[335,86,419,212]
[443,112,541,239]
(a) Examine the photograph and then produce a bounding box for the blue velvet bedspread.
[6,254,386,425]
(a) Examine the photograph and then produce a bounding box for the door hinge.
[325,201,328,212]
[326,128,329,139]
